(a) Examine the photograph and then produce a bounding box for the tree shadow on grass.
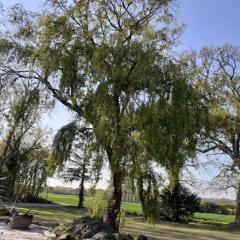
[124,217,240,240]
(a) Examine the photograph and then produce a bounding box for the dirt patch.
[0,222,47,240]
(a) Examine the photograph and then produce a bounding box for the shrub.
[160,183,200,223]
[89,190,108,219]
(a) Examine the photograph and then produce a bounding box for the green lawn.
[194,212,235,224]
[10,203,240,240]
[40,193,235,224]
[40,192,143,215]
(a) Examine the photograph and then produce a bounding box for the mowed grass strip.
[40,192,143,215]
[194,212,235,224]
[40,193,235,224]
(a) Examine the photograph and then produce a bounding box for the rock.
[112,233,120,240]
[137,234,148,240]
[82,229,94,239]
[44,230,57,238]
[92,232,108,240]
[0,216,9,222]
[51,216,134,240]
[59,233,70,239]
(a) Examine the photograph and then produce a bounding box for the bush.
[160,183,200,223]
[89,190,108,219]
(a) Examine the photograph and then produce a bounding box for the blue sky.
[1,0,239,198]
[178,0,240,49]
[2,0,239,50]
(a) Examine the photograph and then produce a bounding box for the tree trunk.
[105,171,122,232]
[77,164,85,209]
[235,183,240,223]
[137,176,146,216]
[8,166,18,200]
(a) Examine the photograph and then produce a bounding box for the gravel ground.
[0,222,47,240]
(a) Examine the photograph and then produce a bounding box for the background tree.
[160,183,200,223]
[0,0,181,231]
[139,63,207,190]
[126,129,163,222]
[0,80,51,200]
[52,123,103,209]
[15,145,50,201]
[180,44,240,223]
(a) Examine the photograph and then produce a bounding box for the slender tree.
[51,123,103,209]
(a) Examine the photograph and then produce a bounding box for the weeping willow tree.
[0,0,181,230]
[139,63,207,190]
[124,63,207,222]
[125,128,163,222]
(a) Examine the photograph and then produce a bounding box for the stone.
[59,233,70,239]
[82,229,94,239]
[44,230,57,238]
[92,232,108,240]
[0,216,9,222]
[137,234,148,240]
[112,233,120,240]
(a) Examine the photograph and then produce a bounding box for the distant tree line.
[199,202,235,215]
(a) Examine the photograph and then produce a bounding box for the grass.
[40,192,143,215]
[194,212,235,224]
[4,192,238,240]
[40,192,235,224]
[9,203,240,240]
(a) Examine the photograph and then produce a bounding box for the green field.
[40,193,235,224]
[40,192,143,214]
[10,202,240,240]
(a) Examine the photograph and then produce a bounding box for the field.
[40,193,235,224]
[4,193,237,240]
[10,202,239,240]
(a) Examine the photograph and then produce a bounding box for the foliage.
[160,183,200,222]
[135,165,162,223]
[89,190,108,219]
[50,121,103,208]
[0,82,51,200]
[138,63,207,188]
[118,209,126,230]
[180,44,240,222]
[0,0,180,230]
[0,0,205,231]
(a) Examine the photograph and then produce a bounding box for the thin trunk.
[137,176,146,218]
[78,163,85,209]
[9,171,17,200]
[105,171,122,232]
[235,183,240,223]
